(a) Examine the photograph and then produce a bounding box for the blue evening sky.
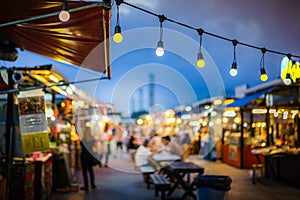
[2,0,300,117]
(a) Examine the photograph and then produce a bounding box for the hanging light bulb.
[197,52,205,68]
[230,62,238,76]
[284,55,293,85]
[59,1,70,22]
[284,72,292,85]
[229,40,238,76]
[196,28,205,68]
[156,40,164,56]
[113,2,123,43]
[113,25,123,43]
[260,68,268,81]
[260,48,268,82]
[156,15,166,57]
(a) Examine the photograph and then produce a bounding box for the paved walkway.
[49,153,300,200]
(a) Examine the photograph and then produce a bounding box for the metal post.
[5,69,14,200]
[240,108,244,169]
[266,107,270,146]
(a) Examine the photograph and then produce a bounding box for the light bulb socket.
[197,52,204,60]
[231,62,237,70]
[157,40,164,48]
[62,1,69,11]
[260,67,266,75]
[114,25,122,34]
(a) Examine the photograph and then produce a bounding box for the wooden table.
[165,161,204,200]
[152,153,181,163]
[149,153,181,169]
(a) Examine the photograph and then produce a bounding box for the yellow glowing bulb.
[113,25,123,43]
[113,32,123,43]
[197,59,205,68]
[260,74,268,81]
[196,52,205,68]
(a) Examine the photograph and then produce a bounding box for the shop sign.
[18,89,50,154]
[228,145,238,161]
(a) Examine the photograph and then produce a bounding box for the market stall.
[218,82,300,169]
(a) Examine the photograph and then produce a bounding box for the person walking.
[114,123,124,158]
[179,124,193,160]
[80,139,97,191]
[99,122,113,167]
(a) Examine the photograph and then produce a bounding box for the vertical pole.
[5,69,14,200]
[266,107,270,146]
[208,111,213,160]
[250,111,254,137]
[240,108,244,169]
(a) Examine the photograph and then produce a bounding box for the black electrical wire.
[0,76,108,95]
[119,0,300,59]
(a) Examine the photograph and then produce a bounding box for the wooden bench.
[150,174,171,200]
[140,166,156,189]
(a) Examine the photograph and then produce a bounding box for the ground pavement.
[49,152,300,200]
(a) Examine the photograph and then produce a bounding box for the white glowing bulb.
[156,40,164,57]
[59,10,70,22]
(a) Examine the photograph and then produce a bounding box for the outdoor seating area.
[44,153,300,200]
[139,153,207,200]
[1,1,300,200]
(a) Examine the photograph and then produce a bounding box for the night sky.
[3,0,300,117]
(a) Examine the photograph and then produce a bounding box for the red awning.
[0,0,111,76]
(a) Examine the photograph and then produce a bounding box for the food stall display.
[219,84,300,170]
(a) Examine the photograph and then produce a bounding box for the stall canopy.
[218,87,275,109]
[0,0,111,77]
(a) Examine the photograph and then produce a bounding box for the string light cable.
[0,69,109,95]
[260,48,268,82]
[116,0,300,76]
[113,0,123,43]
[156,15,167,57]
[229,40,238,77]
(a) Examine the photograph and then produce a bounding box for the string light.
[260,48,268,82]
[113,0,123,43]
[196,28,205,68]
[284,54,293,85]
[116,0,300,82]
[59,1,70,22]
[229,40,238,77]
[156,15,166,57]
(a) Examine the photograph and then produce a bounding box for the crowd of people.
[78,121,201,191]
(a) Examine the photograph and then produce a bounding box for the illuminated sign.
[18,89,50,154]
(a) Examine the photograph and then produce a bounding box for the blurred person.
[150,133,162,153]
[161,135,184,159]
[287,122,295,136]
[114,123,125,158]
[127,132,139,150]
[281,133,294,148]
[179,124,193,160]
[135,139,152,168]
[127,132,139,161]
[99,122,113,167]
[80,139,97,191]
